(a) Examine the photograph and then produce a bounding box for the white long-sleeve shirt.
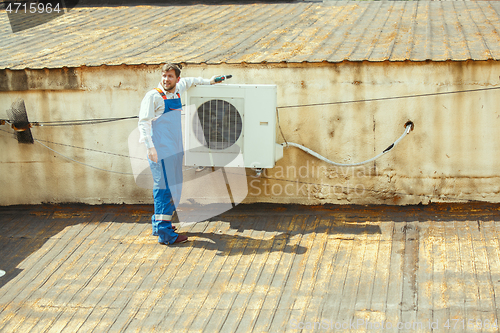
[138,77,211,149]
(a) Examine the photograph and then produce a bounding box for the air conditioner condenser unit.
[184,84,283,168]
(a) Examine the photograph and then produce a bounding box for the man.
[138,63,220,245]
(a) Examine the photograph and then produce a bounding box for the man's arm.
[177,75,221,94]
[138,90,159,162]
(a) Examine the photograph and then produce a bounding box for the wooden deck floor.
[1,203,500,332]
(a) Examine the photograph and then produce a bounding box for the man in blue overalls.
[138,63,220,244]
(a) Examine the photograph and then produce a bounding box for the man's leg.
[149,159,178,244]
[152,214,176,236]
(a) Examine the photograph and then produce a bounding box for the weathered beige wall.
[1,61,500,206]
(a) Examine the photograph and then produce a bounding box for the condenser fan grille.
[194,99,242,150]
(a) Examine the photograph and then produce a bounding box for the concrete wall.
[1,61,500,206]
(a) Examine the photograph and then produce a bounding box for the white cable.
[36,140,136,175]
[37,140,202,175]
[283,124,412,167]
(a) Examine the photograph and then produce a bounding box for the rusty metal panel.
[1,2,500,68]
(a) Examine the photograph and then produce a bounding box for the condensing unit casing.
[184,84,283,168]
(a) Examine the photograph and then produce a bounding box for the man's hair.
[161,63,181,78]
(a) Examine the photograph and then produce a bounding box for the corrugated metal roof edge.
[3,58,498,71]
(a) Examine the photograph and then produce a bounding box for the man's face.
[161,69,180,93]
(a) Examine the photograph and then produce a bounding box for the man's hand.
[148,147,158,163]
[210,75,223,85]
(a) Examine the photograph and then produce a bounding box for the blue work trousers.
[149,158,179,244]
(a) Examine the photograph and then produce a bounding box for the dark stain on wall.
[0,69,28,91]
[0,68,81,91]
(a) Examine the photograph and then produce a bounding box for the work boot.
[158,234,188,245]
[173,234,188,244]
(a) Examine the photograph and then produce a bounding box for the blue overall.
[149,89,184,244]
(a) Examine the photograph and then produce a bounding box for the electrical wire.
[35,138,147,160]
[33,115,138,126]
[34,138,198,173]
[0,115,138,127]
[276,108,288,146]
[35,140,137,175]
[277,85,500,109]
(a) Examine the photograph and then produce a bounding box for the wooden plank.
[354,234,381,312]
[9,214,84,275]
[456,221,482,330]
[220,216,285,333]
[265,215,311,331]
[230,214,310,331]
[39,219,128,333]
[0,213,36,239]
[168,220,233,331]
[288,216,326,326]
[279,214,318,315]
[153,219,231,332]
[369,221,394,313]
[32,214,141,332]
[11,211,60,239]
[233,309,260,333]
[335,234,367,325]
[399,220,419,329]
[415,219,434,332]
[402,221,419,305]
[316,227,354,328]
[384,221,405,329]
[252,215,313,333]
[26,218,117,333]
[31,219,115,306]
[114,220,225,332]
[309,218,341,300]
[293,216,337,328]
[187,224,252,332]
[0,212,21,236]
[3,212,99,291]
[55,308,93,333]
[115,220,205,332]
[481,221,500,332]
[0,211,58,285]
[165,219,243,333]
[202,216,271,332]
[469,220,498,333]
[82,223,156,332]
[115,220,200,333]
[106,243,171,332]
[352,235,382,333]
[257,214,308,332]
[40,220,146,333]
[431,221,449,332]
[444,221,466,333]
[0,214,100,332]
[0,234,61,301]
